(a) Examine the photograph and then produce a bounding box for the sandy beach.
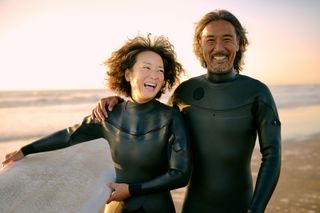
[261,136,320,213]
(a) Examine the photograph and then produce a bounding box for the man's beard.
[207,63,231,74]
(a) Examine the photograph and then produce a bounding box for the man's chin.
[208,68,231,74]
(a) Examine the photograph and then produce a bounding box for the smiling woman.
[105,34,184,102]
[2,33,191,213]
[124,51,165,103]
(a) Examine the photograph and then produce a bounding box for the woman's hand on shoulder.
[2,150,25,167]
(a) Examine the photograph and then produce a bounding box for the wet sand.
[260,136,320,213]
[172,135,320,213]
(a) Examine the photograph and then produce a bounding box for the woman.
[2,34,191,213]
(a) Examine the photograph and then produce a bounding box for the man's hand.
[2,150,25,167]
[106,182,131,204]
[91,96,121,122]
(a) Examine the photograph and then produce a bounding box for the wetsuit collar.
[206,68,237,83]
[125,99,157,113]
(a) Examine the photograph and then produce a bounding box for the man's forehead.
[201,20,236,36]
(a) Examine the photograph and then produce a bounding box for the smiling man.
[169,10,281,213]
[200,20,239,74]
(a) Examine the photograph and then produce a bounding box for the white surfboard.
[0,138,116,213]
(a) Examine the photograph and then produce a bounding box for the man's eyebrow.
[203,34,235,38]
[142,61,151,65]
[202,35,215,38]
[223,34,235,37]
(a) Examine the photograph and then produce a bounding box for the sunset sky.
[0,0,319,90]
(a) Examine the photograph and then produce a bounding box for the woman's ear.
[124,69,130,82]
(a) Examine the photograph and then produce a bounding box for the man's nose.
[214,40,224,51]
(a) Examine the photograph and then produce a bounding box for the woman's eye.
[143,66,151,70]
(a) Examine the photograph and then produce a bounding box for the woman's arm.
[2,116,104,166]
[128,110,191,196]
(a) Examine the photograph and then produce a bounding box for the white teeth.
[214,56,227,60]
[144,83,156,88]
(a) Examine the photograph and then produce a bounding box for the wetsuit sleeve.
[249,92,281,213]
[129,111,191,195]
[21,116,104,156]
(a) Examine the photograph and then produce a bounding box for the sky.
[0,0,320,90]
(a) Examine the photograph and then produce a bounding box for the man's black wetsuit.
[169,69,281,213]
[21,100,191,213]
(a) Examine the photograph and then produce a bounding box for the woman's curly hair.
[104,34,185,99]
[193,10,249,73]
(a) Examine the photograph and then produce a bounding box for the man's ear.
[236,37,240,51]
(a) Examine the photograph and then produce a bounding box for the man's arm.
[249,93,281,213]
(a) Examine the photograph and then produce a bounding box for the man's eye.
[206,39,215,43]
[143,66,151,70]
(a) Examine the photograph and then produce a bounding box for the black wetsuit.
[169,69,281,213]
[21,100,191,213]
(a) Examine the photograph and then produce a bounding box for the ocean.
[0,84,320,143]
[1,84,320,109]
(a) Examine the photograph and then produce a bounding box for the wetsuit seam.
[255,99,280,120]
[104,119,170,136]
[189,101,254,112]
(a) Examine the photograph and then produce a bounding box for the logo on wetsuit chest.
[193,87,204,100]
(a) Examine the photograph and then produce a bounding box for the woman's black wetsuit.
[21,100,191,213]
[169,70,281,213]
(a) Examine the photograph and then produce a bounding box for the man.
[92,10,281,213]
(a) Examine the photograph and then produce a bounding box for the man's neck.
[206,68,237,83]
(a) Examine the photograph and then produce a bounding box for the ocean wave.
[1,84,320,109]
[0,89,113,108]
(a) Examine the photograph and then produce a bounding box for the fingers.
[106,182,130,204]
[2,150,24,167]
[108,182,115,191]
[90,96,122,122]
[93,106,104,122]
[2,158,14,167]
[2,159,10,167]
[91,105,106,122]
[108,97,120,111]
[98,100,108,119]
[106,182,116,204]
[90,101,109,122]
[107,191,115,204]
[2,151,16,166]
